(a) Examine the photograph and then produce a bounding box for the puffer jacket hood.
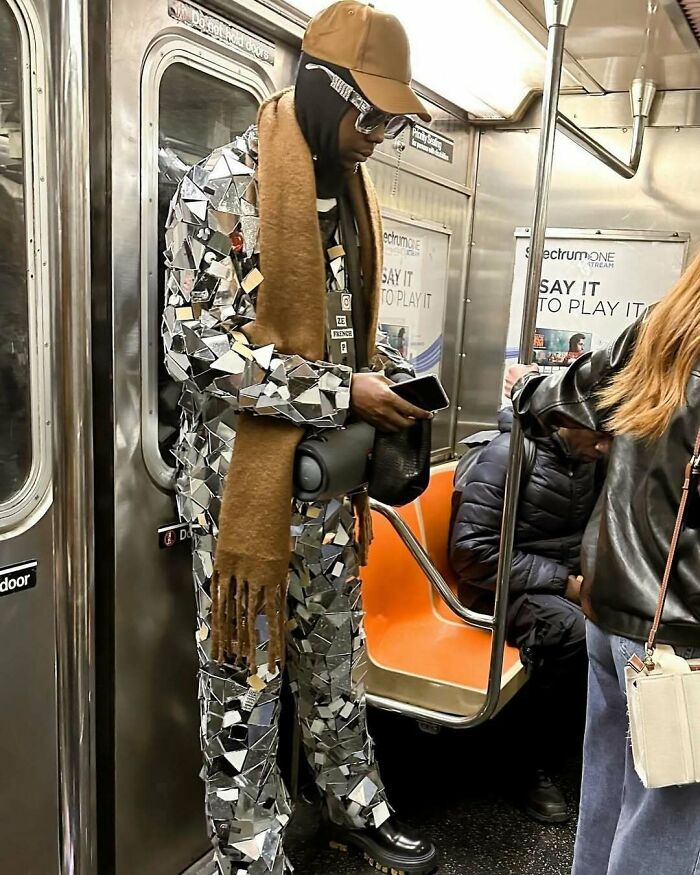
[497,405,569,459]
[450,416,600,601]
[497,405,514,433]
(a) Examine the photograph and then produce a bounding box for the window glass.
[0,1,31,501]
[157,64,259,462]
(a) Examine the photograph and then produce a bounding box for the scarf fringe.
[211,558,289,672]
[211,494,373,670]
[353,491,374,567]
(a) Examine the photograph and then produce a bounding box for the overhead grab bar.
[368,499,495,632]
[556,78,657,180]
[555,0,659,178]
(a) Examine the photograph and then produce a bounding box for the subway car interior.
[1,0,700,872]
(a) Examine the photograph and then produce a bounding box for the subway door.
[110,5,284,869]
[0,0,59,872]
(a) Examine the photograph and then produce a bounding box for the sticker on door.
[0,560,38,598]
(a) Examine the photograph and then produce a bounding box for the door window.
[0,0,31,502]
[157,64,258,463]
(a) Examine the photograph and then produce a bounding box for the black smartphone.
[390,374,450,412]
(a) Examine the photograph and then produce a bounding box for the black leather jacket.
[512,318,700,647]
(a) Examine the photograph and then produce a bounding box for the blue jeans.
[572,621,700,875]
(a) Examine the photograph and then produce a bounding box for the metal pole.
[488,0,576,719]
[51,0,97,871]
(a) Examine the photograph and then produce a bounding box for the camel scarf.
[211,89,383,670]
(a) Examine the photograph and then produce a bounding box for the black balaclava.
[295,52,364,197]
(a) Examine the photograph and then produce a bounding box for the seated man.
[450,400,610,822]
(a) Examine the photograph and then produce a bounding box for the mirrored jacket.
[162,128,412,524]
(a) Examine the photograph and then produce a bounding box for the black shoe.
[324,814,438,874]
[522,770,570,824]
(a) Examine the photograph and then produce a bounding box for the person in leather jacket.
[509,251,700,875]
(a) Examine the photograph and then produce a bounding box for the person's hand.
[504,363,539,399]
[580,584,594,618]
[351,373,431,433]
[565,574,583,604]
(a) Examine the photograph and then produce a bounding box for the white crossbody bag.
[625,428,700,790]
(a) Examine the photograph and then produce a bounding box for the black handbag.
[368,418,431,506]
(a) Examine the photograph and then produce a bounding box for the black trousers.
[506,593,588,772]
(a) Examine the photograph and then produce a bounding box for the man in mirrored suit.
[162,3,438,873]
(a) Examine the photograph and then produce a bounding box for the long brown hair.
[599,250,700,440]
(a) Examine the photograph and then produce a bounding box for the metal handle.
[555,0,659,179]
[50,0,97,871]
[556,77,657,180]
[369,499,494,631]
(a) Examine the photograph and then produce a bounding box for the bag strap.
[338,194,369,371]
[645,427,700,664]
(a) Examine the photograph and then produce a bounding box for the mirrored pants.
[189,496,390,874]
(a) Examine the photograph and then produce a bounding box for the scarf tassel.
[210,494,373,671]
[353,491,374,568]
[211,567,288,673]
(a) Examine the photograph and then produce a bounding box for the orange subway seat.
[361,465,525,718]
[418,463,457,583]
[361,502,426,620]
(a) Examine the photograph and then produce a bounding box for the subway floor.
[283,691,584,875]
[191,690,584,875]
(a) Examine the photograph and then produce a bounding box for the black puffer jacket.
[513,316,700,647]
[450,409,599,600]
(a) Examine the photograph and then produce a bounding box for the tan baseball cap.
[303,1,431,122]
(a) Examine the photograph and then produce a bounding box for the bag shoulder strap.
[646,427,700,662]
[338,195,368,370]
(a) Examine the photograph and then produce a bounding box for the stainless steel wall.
[458,91,700,435]
[370,114,474,454]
